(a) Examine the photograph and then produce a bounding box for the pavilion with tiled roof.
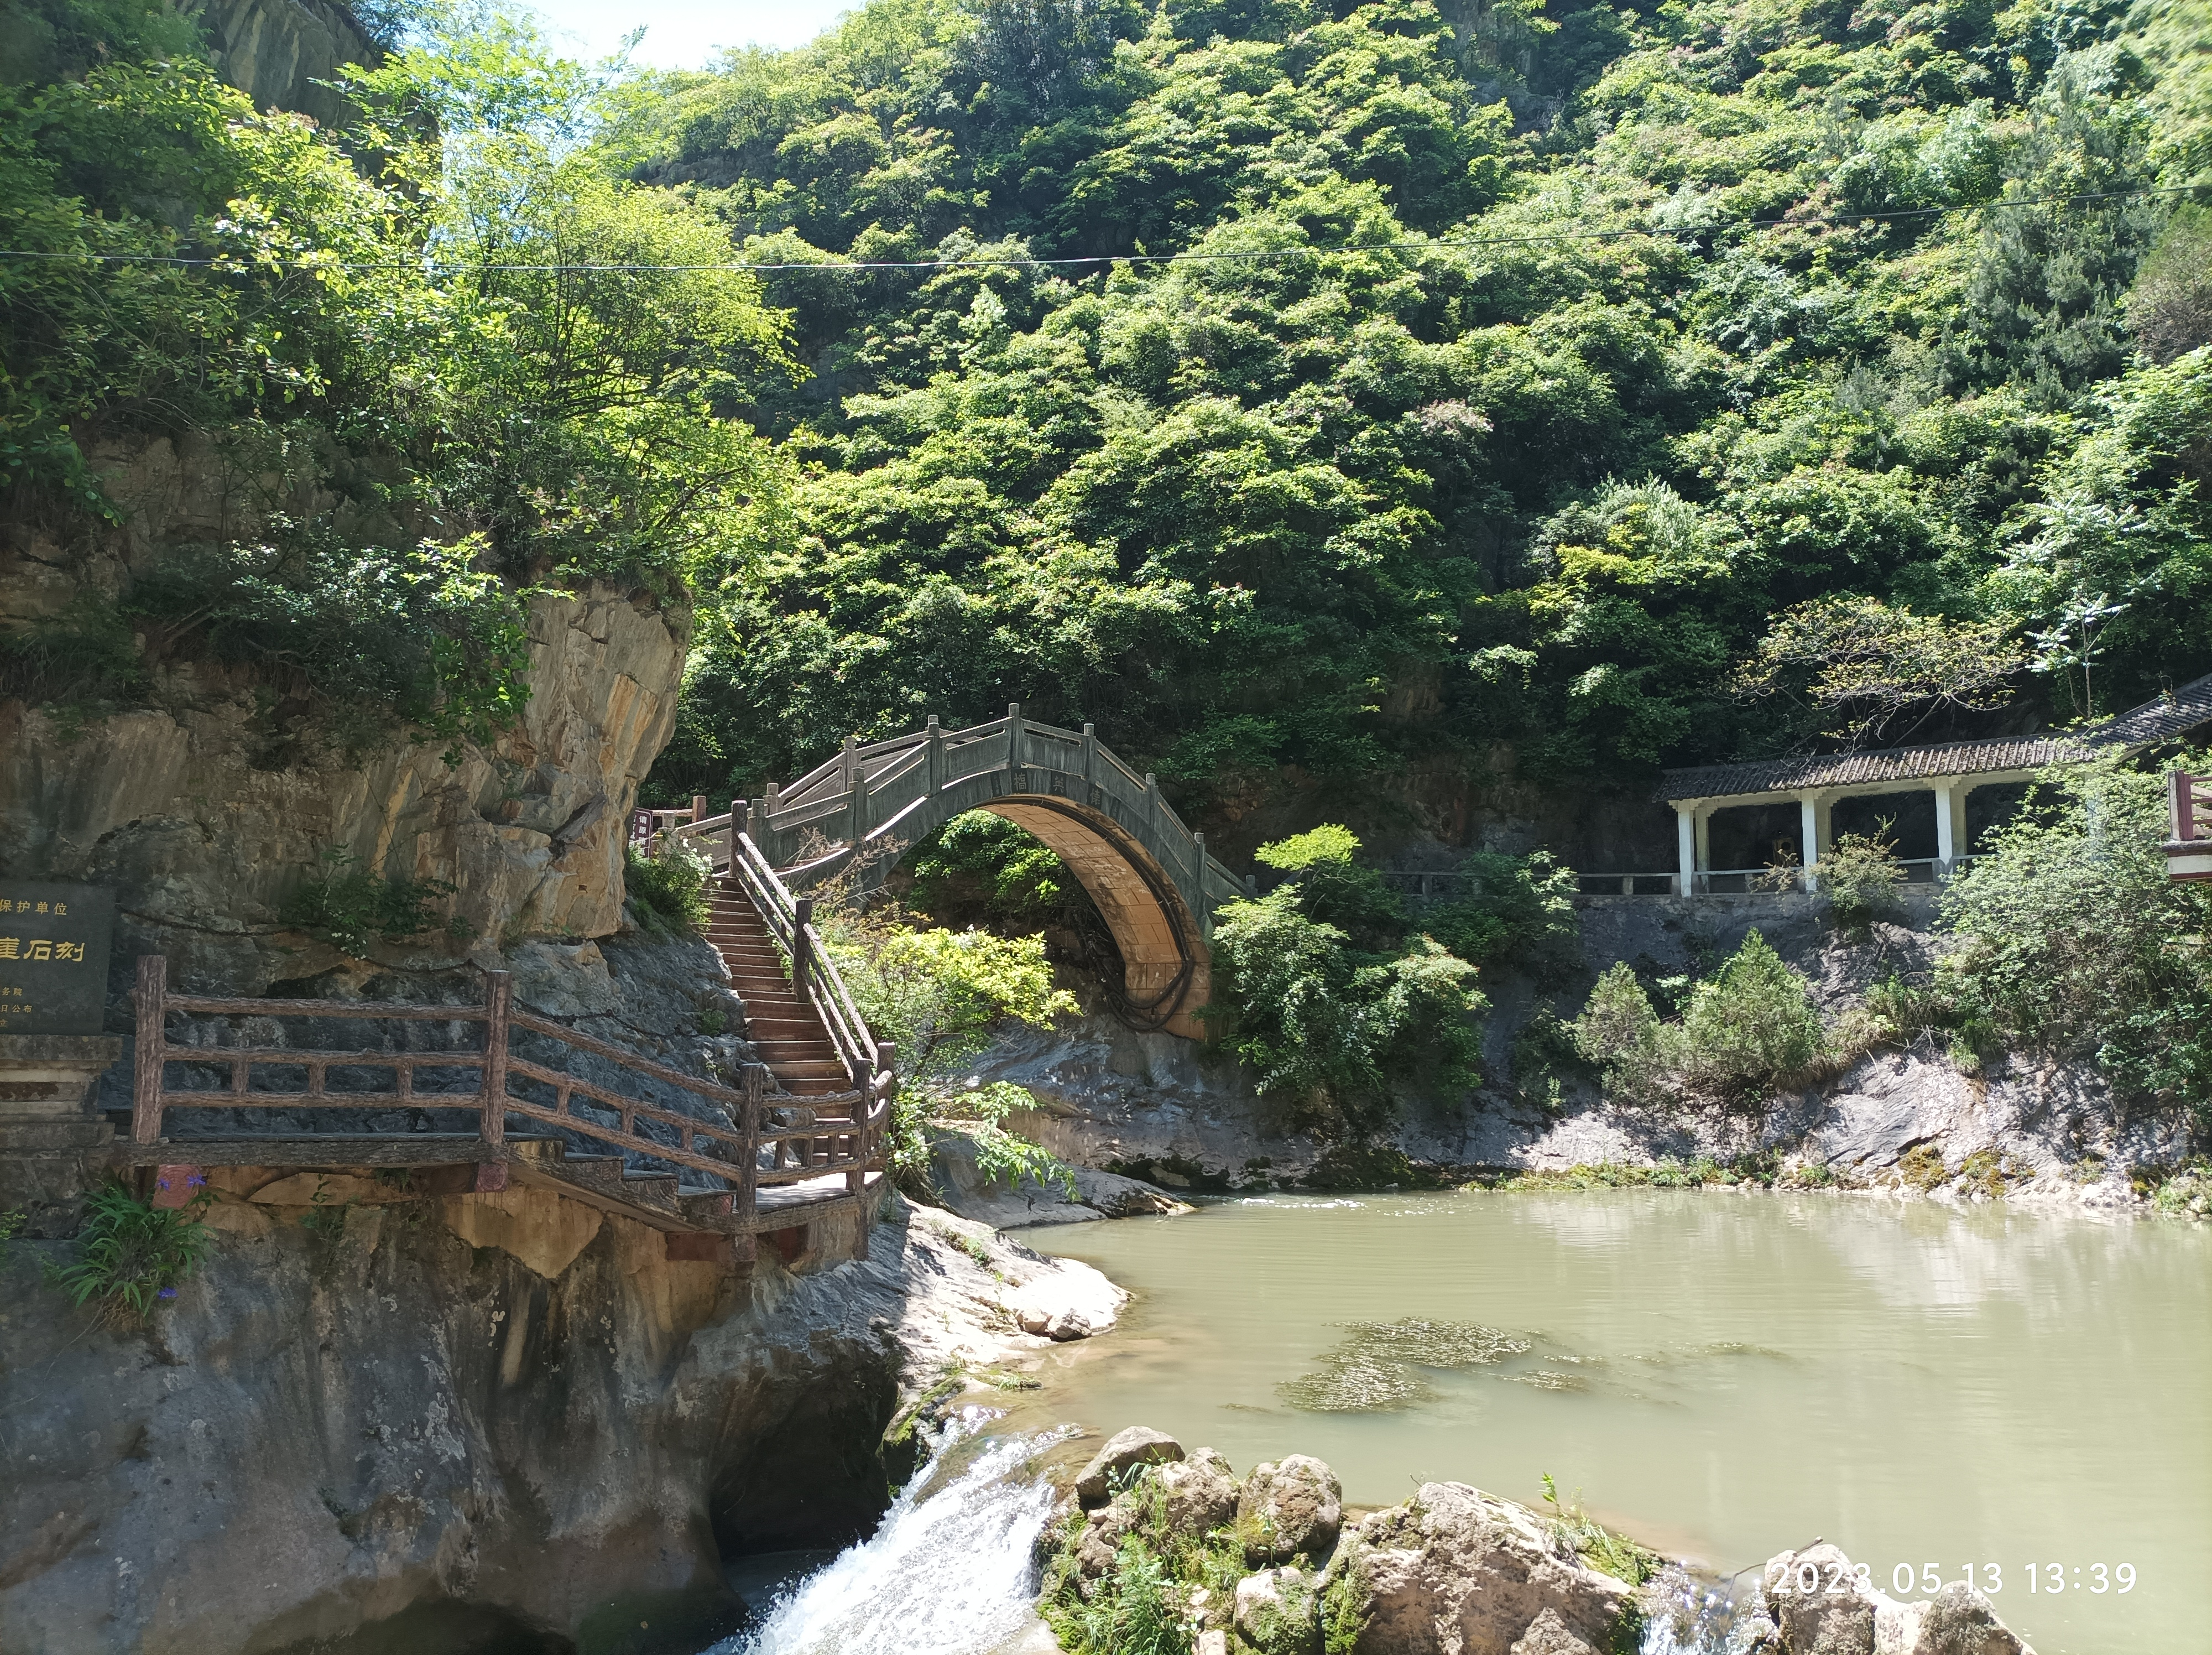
[1657,674,2212,893]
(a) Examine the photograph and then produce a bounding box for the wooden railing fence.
[127,956,892,1237]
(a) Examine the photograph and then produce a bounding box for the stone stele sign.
[0,881,116,1036]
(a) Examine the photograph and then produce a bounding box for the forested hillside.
[6,0,2210,829]
[637,0,2212,821]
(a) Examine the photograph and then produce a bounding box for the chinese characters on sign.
[0,882,116,1035]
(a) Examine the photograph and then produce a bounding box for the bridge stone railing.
[733,706,1250,940]
[669,707,1250,1036]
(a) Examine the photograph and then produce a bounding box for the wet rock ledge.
[1040,1428,2035,1655]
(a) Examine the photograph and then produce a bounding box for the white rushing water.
[717,1412,1065,1655]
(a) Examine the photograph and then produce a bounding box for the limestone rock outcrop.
[1238,1454,1344,1565]
[0,1189,1108,1655]
[1326,1480,1635,1655]
[3,575,686,1010]
[1157,1446,1241,1539]
[1236,1564,1322,1655]
[1760,1544,2033,1655]
[927,1128,1192,1227]
[1074,1425,1185,1506]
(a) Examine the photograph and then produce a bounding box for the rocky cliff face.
[182,0,382,131]
[0,1186,1122,1655]
[3,434,690,1012]
[1,576,684,1002]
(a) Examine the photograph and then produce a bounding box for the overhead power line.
[0,182,2201,275]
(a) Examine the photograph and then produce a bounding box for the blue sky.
[528,0,853,68]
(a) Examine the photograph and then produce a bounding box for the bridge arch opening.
[881,800,1206,1035]
[752,708,1241,1039]
[974,798,1203,1034]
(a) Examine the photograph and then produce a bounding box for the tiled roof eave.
[1660,740,2088,803]
[1656,674,2212,805]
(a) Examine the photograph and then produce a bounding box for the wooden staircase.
[706,883,854,1099]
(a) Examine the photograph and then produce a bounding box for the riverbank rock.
[1761,1545,2033,1655]
[1076,1425,1185,1505]
[1237,1564,1322,1655]
[1159,1446,1241,1538]
[927,1130,1193,1227]
[1327,1480,1635,1654]
[996,1226,1128,1343]
[1239,1455,1344,1565]
[1510,1607,1604,1654]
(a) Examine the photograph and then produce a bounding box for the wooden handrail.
[723,826,889,1096]
[127,956,887,1231]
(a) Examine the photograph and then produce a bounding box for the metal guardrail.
[1382,858,1976,900]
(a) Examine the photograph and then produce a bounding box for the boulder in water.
[1074,1425,1185,1506]
[1238,1454,1343,1565]
[1910,1580,2032,1654]
[1323,1480,1634,1654]
[1236,1565,1321,1655]
[1760,1547,2033,1655]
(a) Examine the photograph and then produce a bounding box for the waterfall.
[718,1412,1066,1655]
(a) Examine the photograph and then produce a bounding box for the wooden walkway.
[120,834,895,1263]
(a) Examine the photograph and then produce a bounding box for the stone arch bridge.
[676,707,1249,1038]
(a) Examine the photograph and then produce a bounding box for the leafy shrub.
[930,1079,1078,1198]
[1425,851,1582,979]
[1569,964,1664,1102]
[1540,1474,1661,1588]
[46,1180,212,1319]
[1897,1144,1950,1190]
[283,848,464,956]
[905,809,1081,932]
[825,915,1078,1200]
[1210,826,1486,1143]
[1509,1006,1585,1117]
[1672,931,1827,1097]
[1937,760,2212,1119]
[1209,884,1486,1142]
[126,537,536,763]
[1254,825,1405,948]
[2147,1162,2212,1220]
[1078,1539,1190,1655]
[0,1207,25,1262]
[625,835,712,934]
[1818,826,1907,931]
[1566,933,1824,1104]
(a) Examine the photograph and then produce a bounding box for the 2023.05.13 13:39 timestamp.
[1879,1564,2137,1596]
[1790,1560,2142,1599]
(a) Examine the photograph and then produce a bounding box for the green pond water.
[1010,1190,2211,1655]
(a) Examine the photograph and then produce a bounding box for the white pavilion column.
[1935,782,1969,873]
[1798,792,1831,890]
[1675,804,1697,897]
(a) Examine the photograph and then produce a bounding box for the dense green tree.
[627,0,2212,818]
